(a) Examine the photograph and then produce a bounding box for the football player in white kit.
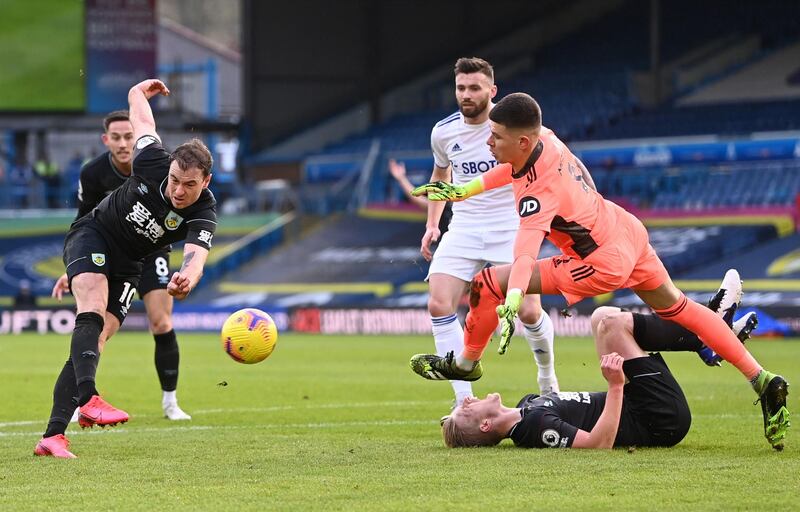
[402,57,558,406]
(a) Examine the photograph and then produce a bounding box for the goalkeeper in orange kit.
[409,92,789,451]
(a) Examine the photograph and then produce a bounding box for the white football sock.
[162,390,177,406]
[432,314,473,402]
[523,311,559,393]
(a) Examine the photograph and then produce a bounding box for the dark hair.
[103,110,130,132]
[489,93,542,131]
[454,57,494,82]
[171,138,213,177]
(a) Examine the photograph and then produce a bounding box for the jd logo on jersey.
[518,196,541,217]
[164,211,183,231]
[91,253,106,266]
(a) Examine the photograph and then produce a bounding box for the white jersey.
[430,111,518,231]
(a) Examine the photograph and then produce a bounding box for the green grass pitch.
[0,0,84,111]
[1,332,798,510]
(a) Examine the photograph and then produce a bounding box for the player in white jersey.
[404,57,558,406]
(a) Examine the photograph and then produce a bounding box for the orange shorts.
[538,216,669,305]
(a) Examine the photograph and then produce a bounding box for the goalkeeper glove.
[411,179,483,202]
[496,289,523,355]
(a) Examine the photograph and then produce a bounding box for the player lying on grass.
[441,295,760,449]
[34,79,217,459]
[409,92,789,450]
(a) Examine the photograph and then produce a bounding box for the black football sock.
[43,421,68,439]
[43,359,78,438]
[632,313,704,352]
[70,311,104,406]
[154,329,180,392]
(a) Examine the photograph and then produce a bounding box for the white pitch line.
[191,399,441,415]
[0,399,446,429]
[0,419,438,438]
[0,421,39,428]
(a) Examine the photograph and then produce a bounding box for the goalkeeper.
[409,92,789,451]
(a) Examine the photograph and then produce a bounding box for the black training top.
[509,392,607,448]
[90,135,217,260]
[76,152,130,219]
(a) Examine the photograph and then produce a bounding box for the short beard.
[460,99,488,119]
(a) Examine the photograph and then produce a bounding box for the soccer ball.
[220,308,278,364]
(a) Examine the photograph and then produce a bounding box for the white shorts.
[427,229,516,282]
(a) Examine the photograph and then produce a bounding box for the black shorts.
[631,312,703,353]
[138,248,172,297]
[63,219,142,325]
[615,353,692,447]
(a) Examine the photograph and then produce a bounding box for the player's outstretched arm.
[167,243,209,300]
[572,353,625,449]
[128,79,170,141]
[412,163,513,202]
[411,180,481,202]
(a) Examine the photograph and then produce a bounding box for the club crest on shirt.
[541,428,560,447]
[164,211,183,231]
[91,253,106,266]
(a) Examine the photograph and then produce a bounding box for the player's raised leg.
[635,276,789,450]
[69,273,108,408]
[68,308,127,421]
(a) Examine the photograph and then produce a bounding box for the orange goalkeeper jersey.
[483,126,628,261]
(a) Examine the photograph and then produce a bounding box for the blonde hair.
[441,414,503,448]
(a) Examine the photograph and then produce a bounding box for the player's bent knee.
[517,301,543,324]
[468,269,503,309]
[596,312,631,342]
[427,295,457,317]
[149,316,173,334]
[591,307,620,334]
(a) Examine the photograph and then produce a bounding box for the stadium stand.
[588,161,800,210]
[591,100,800,139]
[289,0,800,214]
[3,0,800,331]
[678,40,800,105]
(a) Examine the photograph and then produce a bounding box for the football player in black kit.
[441,277,762,449]
[35,79,217,458]
[52,110,192,422]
